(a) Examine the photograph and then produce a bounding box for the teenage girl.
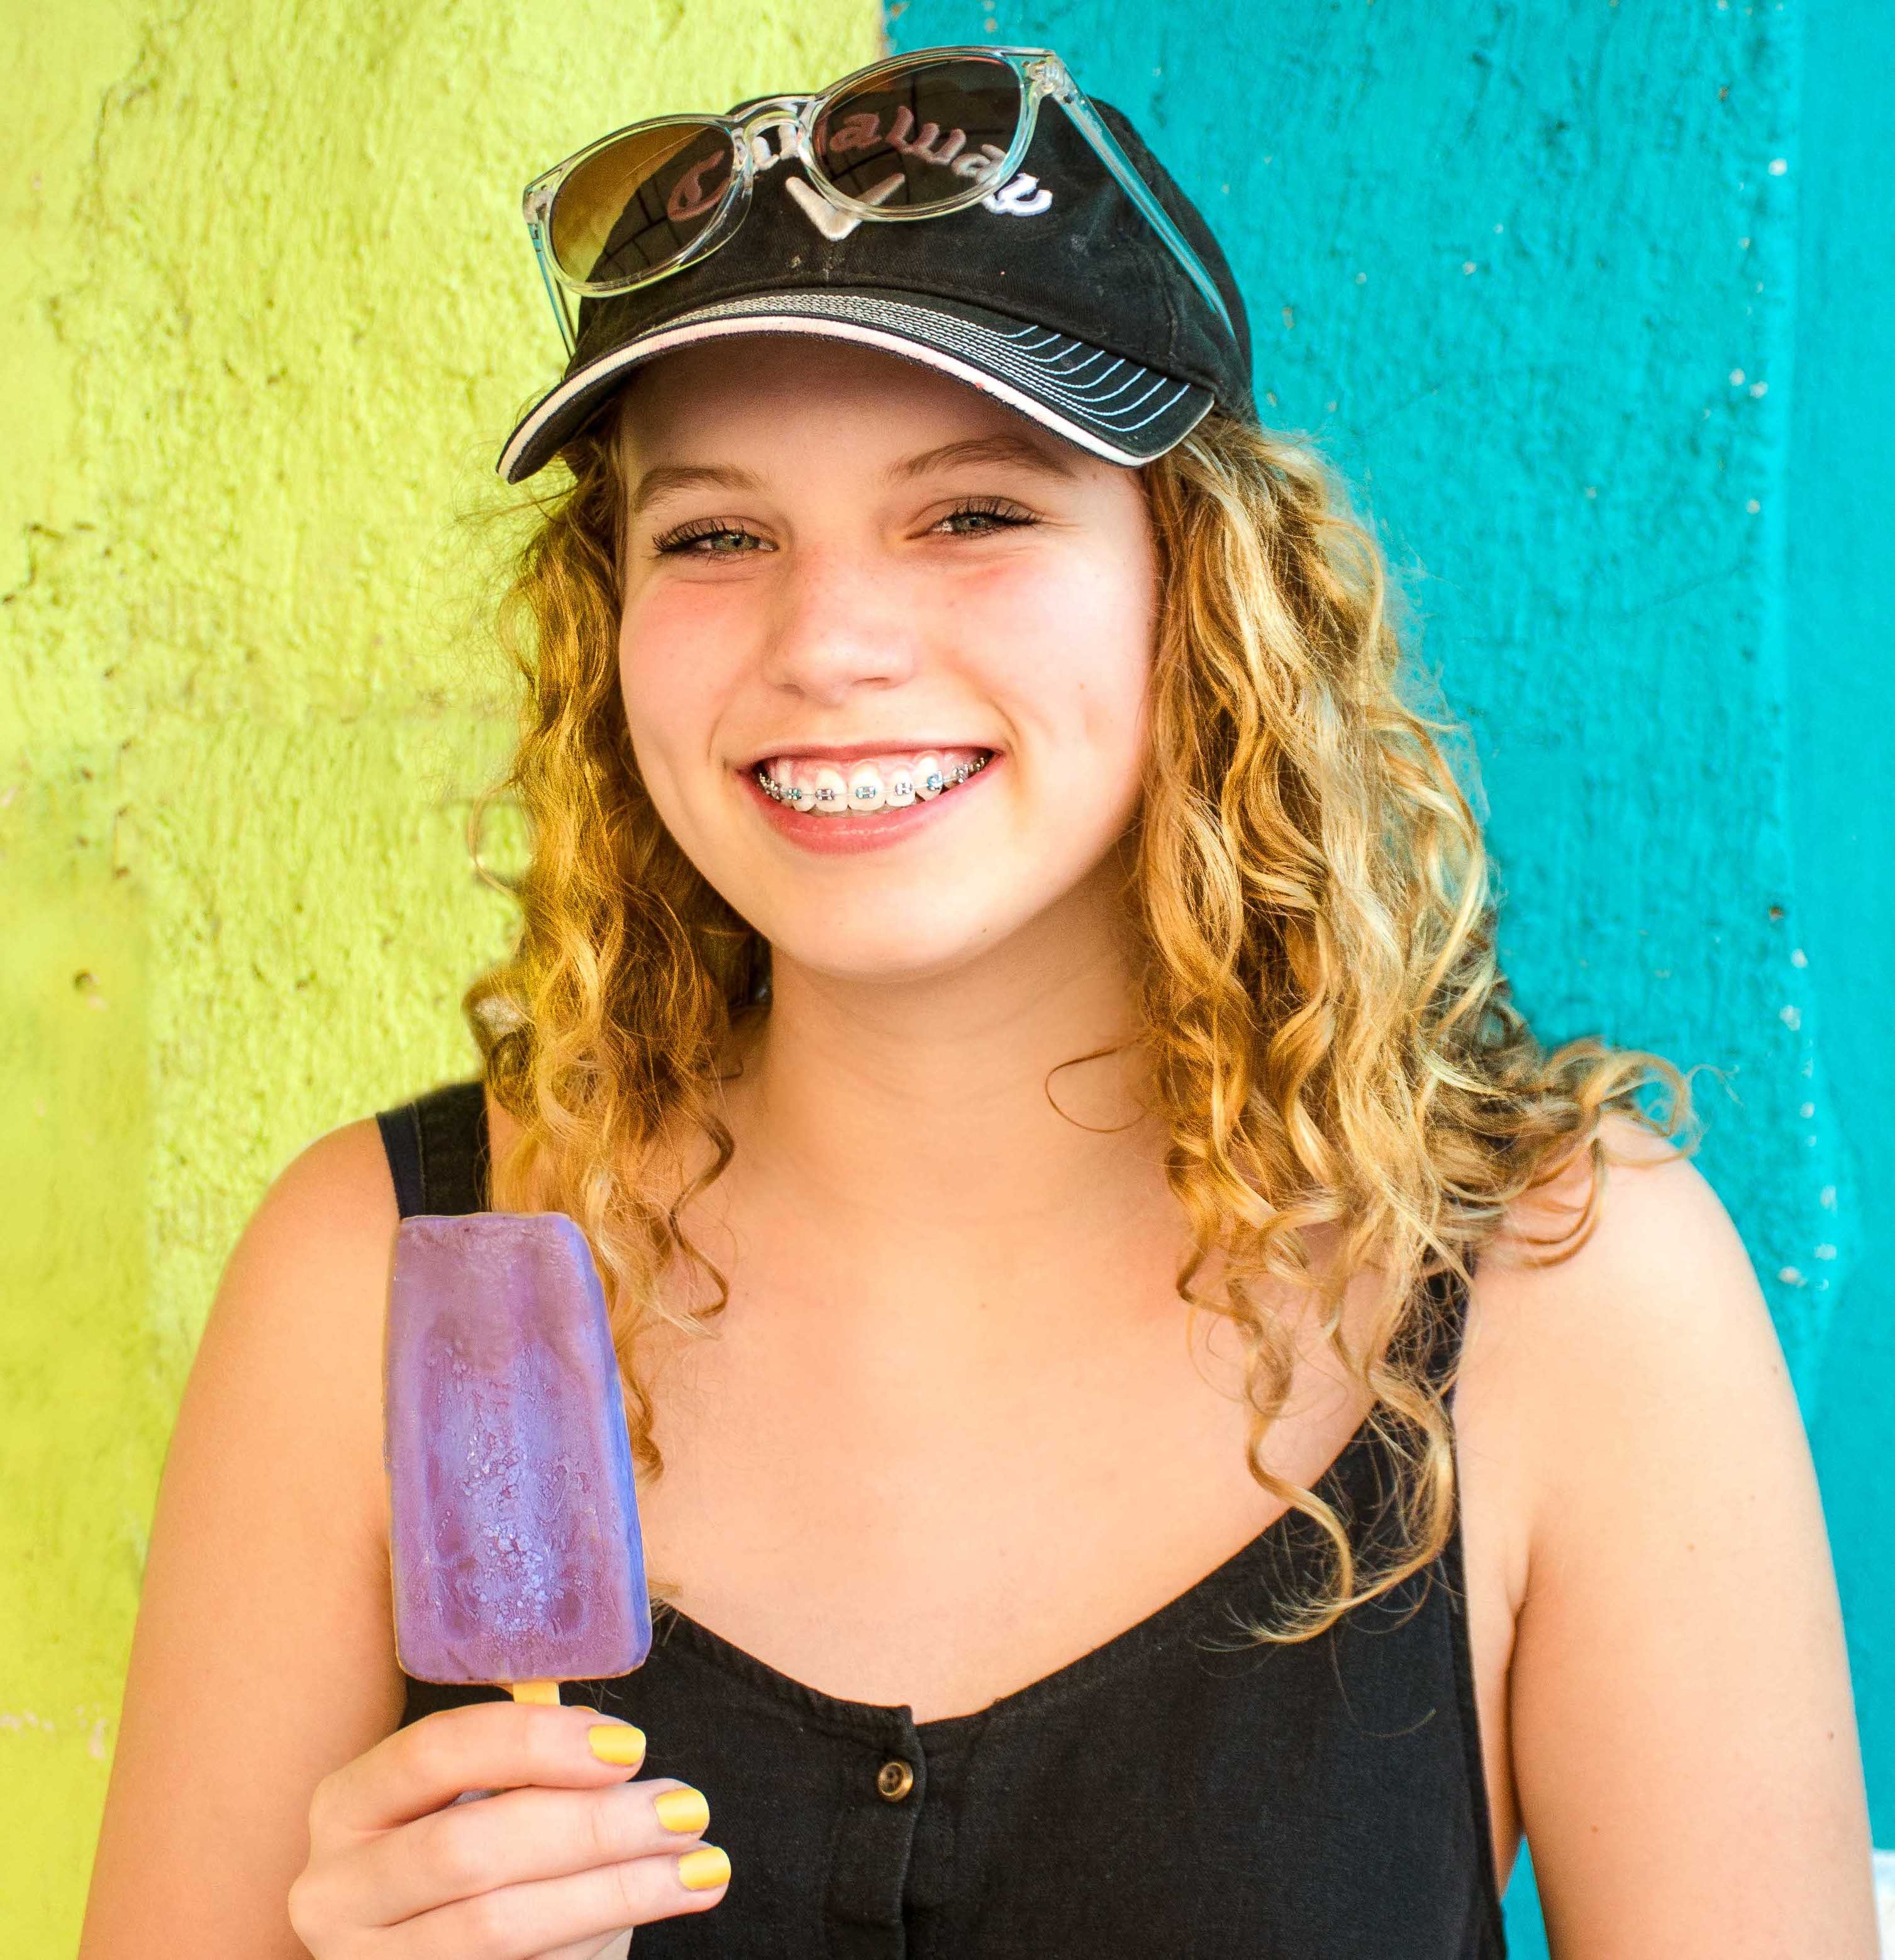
[81,47,1877,1959]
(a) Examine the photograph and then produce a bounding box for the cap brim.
[496,288,1215,483]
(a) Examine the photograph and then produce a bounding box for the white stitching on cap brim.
[694,295,1188,428]
[498,314,1211,481]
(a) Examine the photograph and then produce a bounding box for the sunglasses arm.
[1043,81,1236,340]
[528,217,579,356]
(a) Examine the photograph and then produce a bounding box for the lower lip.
[741,755,1002,855]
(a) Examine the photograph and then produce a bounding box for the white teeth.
[771,757,811,812]
[755,748,989,813]
[847,762,886,814]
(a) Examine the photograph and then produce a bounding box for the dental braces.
[755,752,991,810]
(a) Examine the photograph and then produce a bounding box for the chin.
[756,877,1074,988]
[765,907,1014,988]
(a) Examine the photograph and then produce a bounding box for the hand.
[288,1703,730,1958]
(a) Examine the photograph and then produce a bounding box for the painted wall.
[0,1,881,1946]
[886,0,1894,1949]
[6,0,1889,1952]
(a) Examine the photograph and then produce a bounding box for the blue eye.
[655,521,769,555]
[938,498,1036,535]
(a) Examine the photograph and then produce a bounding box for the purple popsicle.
[384,1211,652,1699]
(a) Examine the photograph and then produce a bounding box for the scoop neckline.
[640,1406,1387,1744]
[455,1082,1454,1743]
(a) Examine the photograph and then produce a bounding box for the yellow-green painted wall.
[0,2,881,1945]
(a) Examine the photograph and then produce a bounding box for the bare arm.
[1497,1130,1876,1956]
[80,1119,411,1955]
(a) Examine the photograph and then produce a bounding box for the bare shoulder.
[216,1111,400,1326]
[1461,1113,1789,1521]
[182,1115,404,1529]
[1453,1112,1823,1666]
[81,1115,408,1956]
[1457,1114,1877,1954]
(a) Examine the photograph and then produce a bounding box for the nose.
[759,545,921,704]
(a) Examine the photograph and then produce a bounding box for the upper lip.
[738,738,998,769]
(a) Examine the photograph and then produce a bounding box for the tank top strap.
[1391,1256,1477,1410]
[374,1078,490,1219]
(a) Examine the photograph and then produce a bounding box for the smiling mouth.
[752,747,994,816]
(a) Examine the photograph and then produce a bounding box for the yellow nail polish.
[587,1723,647,1766]
[653,1787,710,1834]
[677,1844,731,1891]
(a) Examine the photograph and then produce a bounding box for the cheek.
[616,587,734,793]
[962,544,1156,783]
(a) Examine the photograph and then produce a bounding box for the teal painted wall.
[1791,0,1895,1924]
[885,2,1892,1950]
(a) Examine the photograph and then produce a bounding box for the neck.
[718,860,1175,1269]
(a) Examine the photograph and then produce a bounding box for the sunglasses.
[520,46,1235,356]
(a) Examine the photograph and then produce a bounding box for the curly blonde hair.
[464,401,1691,1644]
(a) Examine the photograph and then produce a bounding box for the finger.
[574,1930,634,1960]
[534,1932,633,1960]
[501,1918,634,1960]
[395,1837,731,1960]
[311,1704,646,1839]
[350,1776,711,1924]
[525,1925,633,1960]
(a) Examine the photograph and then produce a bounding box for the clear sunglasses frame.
[520,45,1236,355]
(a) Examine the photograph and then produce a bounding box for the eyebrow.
[886,432,1082,484]
[629,430,1081,518]
[628,463,764,517]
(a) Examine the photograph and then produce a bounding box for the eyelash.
[650,496,1039,557]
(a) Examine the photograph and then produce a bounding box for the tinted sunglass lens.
[548,120,737,285]
[813,57,1023,211]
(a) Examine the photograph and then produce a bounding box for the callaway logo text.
[664,109,1054,238]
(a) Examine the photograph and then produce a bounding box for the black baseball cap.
[497,86,1254,482]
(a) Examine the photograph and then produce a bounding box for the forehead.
[613,335,1087,470]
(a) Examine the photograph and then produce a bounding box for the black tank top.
[378,1080,1508,1957]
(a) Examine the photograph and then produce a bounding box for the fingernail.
[653,1787,710,1834]
[588,1723,647,1766]
[677,1844,731,1891]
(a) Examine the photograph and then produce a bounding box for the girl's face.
[614,338,1160,984]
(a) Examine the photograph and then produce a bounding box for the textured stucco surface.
[889,0,1892,1950]
[1,1,881,1944]
[1790,0,1895,1935]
